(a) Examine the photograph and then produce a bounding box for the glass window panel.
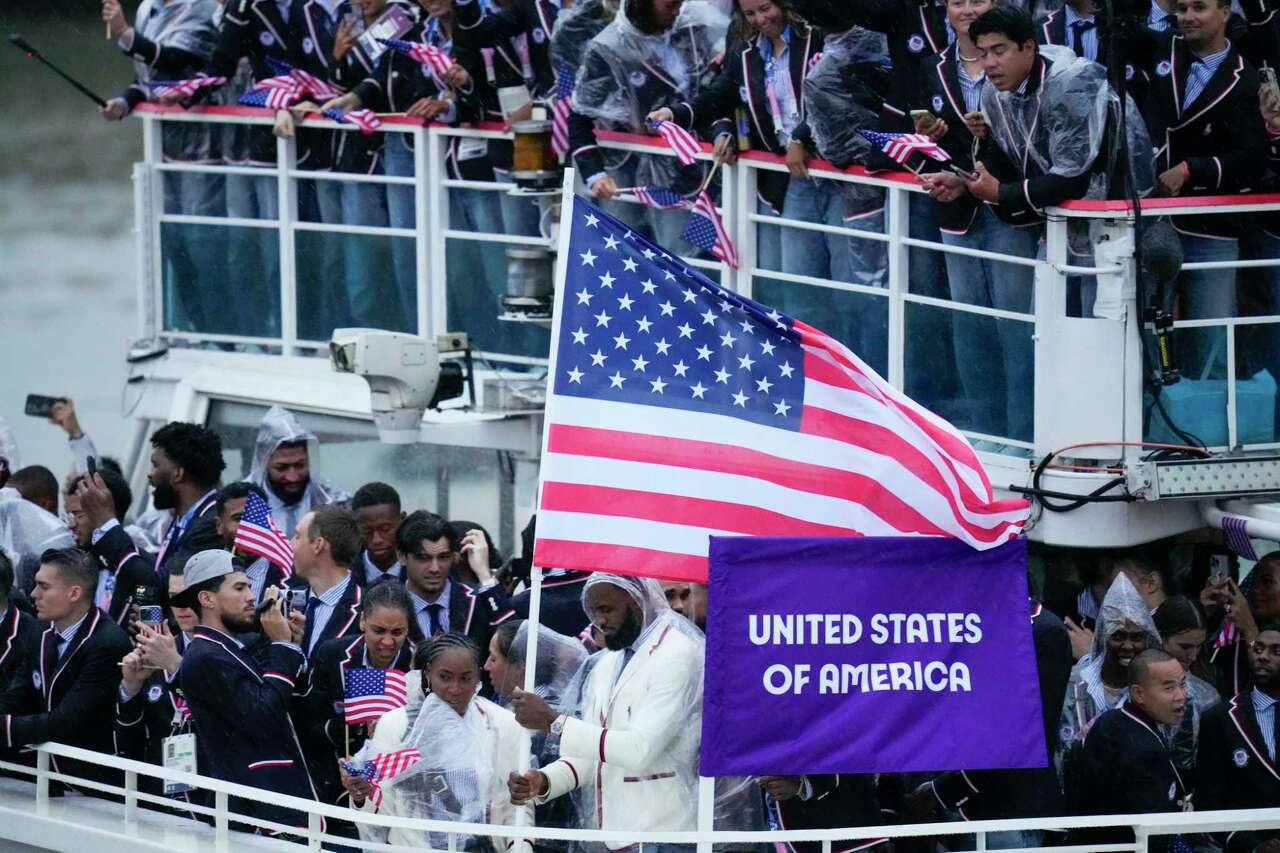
[160,222,279,338]
[295,230,411,342]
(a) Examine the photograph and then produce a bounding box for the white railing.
[3,741,1279,853]
[131,105,1280,464]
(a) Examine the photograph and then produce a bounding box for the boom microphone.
[8,33,108,107]
[1141,219,1185,386]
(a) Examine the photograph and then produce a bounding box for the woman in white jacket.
[342,632,533,852]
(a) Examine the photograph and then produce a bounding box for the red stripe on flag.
[540,482,863,539]
[533,538,707,582]
[546,424,985,540]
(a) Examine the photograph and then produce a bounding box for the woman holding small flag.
[340,632,533,852]
[296,580,414,819]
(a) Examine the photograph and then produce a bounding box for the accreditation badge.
[162,733,197,795]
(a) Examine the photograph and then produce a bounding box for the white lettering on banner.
[749,611,982,695]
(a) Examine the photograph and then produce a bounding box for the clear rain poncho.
[549,0,620,71]
[551,573,705,843]
[355,687,534,852]
[132,0,222,164]
[247,405,350,535]
[0,487,75,592]
[571,1,728,187]
[980,46,1154,219]
[1057,572,1161,769]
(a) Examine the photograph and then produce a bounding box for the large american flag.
[858,129,951,165]
[551,59,575,158]
[343,667,409,724]
[233,490,294,577]
[531,196,1029,582]
[379,38,455,77]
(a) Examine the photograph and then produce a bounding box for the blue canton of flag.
[554,203,803,429]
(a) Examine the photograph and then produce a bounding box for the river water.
[1,9,141,471]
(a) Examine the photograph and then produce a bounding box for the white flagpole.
[513,168,579,833]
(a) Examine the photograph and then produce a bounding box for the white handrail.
[5,741,1280,850]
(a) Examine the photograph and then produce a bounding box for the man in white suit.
[509,573,705,850]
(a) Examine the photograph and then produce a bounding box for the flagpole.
[513,167,578,834]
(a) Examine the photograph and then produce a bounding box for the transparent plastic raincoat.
[0,487,75,592]
[570,1,728,187]
[0,417,18,474]
[538,573,706,847]
[247,405,350,535]
[549,0,619,71]
[131,0,222,163]
[1058,573,1161,769]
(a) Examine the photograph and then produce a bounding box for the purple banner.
[701,536,1046,776]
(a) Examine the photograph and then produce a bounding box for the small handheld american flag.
[681,190,739,269]
[551,59,576,158]
[341,748,423,807]
[343,667,409,725]
[858,128,951,165]
[648,118,702,166]
[238,86,301,109]
[147,74,226,101]
[633,185,688,210]
[323,108,383,135]
[233,490,294,577]
[379,38,455,78]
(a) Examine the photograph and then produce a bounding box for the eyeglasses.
[1251,642,1280,658]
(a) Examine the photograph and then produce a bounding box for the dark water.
[1,9,141,470]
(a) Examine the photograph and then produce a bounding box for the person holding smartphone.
[917,0,1040,444]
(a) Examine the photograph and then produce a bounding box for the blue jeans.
[162,171,225,334]
[756,197,782,273]
[906,193,957,409]
[448,185,510,334]
[225,171,279,336]
[1174,233,1239,378]
[493,167,544,237]
[941,207,1040,441]
[341,181,400,330]
[780,177,853,283]
[384,133,420,326]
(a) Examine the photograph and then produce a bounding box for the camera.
[329,329,469,444]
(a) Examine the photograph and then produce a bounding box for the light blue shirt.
[56,612,89,660]
[409,580,452,637]
[758,27,801,145]
[957,60,986,114]
[362,551,403,586]
[1148,0,1175,32]
[1183,41,1232,111]
[1252,687,1278,761]
[306,573,353,655]
[1064,5,1099,62]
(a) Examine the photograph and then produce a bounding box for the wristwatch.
[550,714,567,736]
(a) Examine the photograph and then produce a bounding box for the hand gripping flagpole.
[513,167,579,836]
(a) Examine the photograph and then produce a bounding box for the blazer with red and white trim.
[0,608,132,791]
[179,625,317,824]
[1141,35,1266,239]
[89,521,161,626]
[0,604,41,692]
[1196,691,1280,853]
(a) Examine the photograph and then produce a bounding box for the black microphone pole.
[8,33,108,108]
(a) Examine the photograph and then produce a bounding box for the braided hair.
[414,631,483,673]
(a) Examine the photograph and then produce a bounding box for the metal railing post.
[1133,826,1149,853]
[414,126,432,338]
[124,770,138,824]
[34,749,49,814]
[308,810,322,850]
[735,160,755,299]
[426,126,449,339]
[278,132,299,356]
[886,186,910,390]
[215,789,229,850]
[695,775,715,853]
[976,829,987,852]
[1033,217,1072,457]
[132,161,157,341]
[142,115,166,339]
[1227,322,1239,448]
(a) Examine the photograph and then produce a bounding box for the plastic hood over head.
[0,487,76,590]
[1091,571,1162,660]
[510,620,589,702]
[247,405,350,518]
[581,572,674,633]
[550,0,620,70]
[802,27,892,170]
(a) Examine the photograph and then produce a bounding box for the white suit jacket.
[541,619,704,848]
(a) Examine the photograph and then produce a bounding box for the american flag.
[632,185,687,210]
[858,128,951,165]
[323,108,383,135]
[648,118,702,166]
[1223,514,1259,561]
[681,190,739,269]
[146,74,227,100]
[343,667,409,724]
[378,38,455,78]
[531,197,1029,582]
[233,490,294,577]
[551,59,576,158]
[341,748,422,807]
[238,86,301,109]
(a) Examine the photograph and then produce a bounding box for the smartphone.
[909,109,934,122]
[1209,554,1230,582]
[1262,65,1280,106]
[137,605,164,625]
[24,394,64,418]
[87,455,97,477]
